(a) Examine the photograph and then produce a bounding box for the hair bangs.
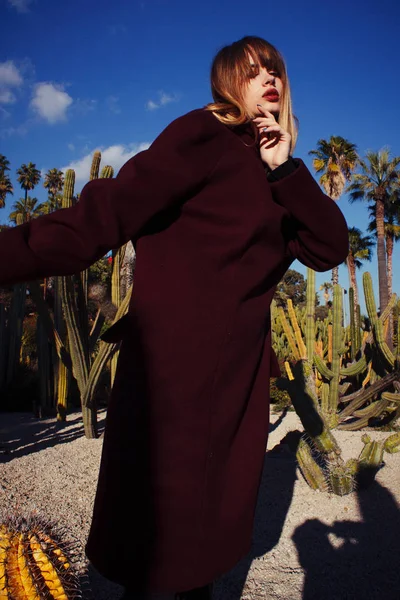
[243,38,287,80]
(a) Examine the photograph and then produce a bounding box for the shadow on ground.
[0,410,106,462]
[213,419,299,600]
[292,479,400,600]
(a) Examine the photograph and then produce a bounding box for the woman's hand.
[253,104,291,170]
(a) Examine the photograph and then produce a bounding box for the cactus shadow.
[0,409,107,463]
[292,479,400,599]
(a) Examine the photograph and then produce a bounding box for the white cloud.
[106,95,121,114]
[30,82,73,123]
[0,106,11,119]
[61,142,150,184]
[67,143,75,151]
[0,121,29,138]
[159,92,176,106]
[7,0,33,12]
[0,61,23,106]
[145,90,179,111]
[146,99,158,111]
[0,61,23,87]
[74,98,97,115]
[0,89,16,104]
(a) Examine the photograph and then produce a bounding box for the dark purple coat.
[0,109,348,593]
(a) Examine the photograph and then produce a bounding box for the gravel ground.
[0,408,399,600]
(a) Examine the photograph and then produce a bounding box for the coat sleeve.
[0,110,223,286]
[269,159,349,272]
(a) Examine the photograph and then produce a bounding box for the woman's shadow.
[292,478,400,600]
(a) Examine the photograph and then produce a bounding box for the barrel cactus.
[0,516,80,599]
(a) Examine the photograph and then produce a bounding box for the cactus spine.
[0,517,80,599]
[90,151,101,180]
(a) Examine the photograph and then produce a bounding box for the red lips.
[263,88,279,100]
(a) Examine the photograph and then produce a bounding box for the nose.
[263,71,275,86]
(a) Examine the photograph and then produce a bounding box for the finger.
[253,117,276,125]
[260,135,279,149]
[256,104,275,117]
[261,124,282,134]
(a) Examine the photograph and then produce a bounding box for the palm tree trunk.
[331,266,339,286]
[24,188,28,223]
[376,198,388,312]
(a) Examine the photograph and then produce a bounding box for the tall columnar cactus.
[100,165,114,178]
[305,267,315,364]
[363,271,396,368]
[90,151,101,180]
[53,277,68,421]
[36,314,53,417]
[326,284,342,424]
[5,281,27,386]
[30,153,131,437]
[273,267,400,494]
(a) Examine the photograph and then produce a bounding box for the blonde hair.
[206,36,298,150]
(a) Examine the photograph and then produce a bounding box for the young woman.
[0,37,348,599]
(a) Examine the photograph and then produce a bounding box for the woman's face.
[242,57,283,119]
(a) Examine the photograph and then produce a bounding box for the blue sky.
[1,0,399,313]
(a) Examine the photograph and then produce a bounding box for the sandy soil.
[0,408,399,600]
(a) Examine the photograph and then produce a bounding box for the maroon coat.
[0,109,348,593]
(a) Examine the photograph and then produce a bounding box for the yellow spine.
[17,533,40,599]
[362,360,372,388]
[287,300,307,358]
[0,526,10,598]
[30,534,68,600]
[284,361,294,380]
[6,533,27,599]
[34,531,70,570]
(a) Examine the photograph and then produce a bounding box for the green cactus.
[383,432,400,454]
[296,438,328,492]
[6,281,27,385]
[305,267,315,364]
[25,152,132,436]
[100,165,114,178]
[363,272,396,368]
[328,464,356,496]
[90,150,101,180]
[35,314,53,417]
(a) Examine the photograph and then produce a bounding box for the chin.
[267,104,280,116]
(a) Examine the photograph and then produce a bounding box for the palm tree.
[309,136,358,285]
[0,154,13,209]
[43,168,64,212]
[346,227,374,320]
[9,196,46,224]
[347,148,400,312]
[319,281,333,306]
[16,162,41,204]
[367,201,400,300]
[0,174,13,209]
[0,154,11,175]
